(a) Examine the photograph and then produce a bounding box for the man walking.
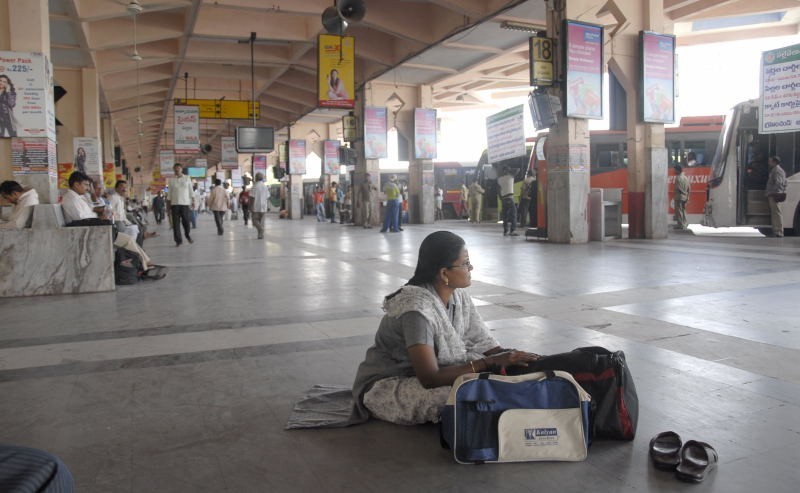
[766,155,787,237]
[250,172,270,239]
[166,163,194,246]
[468,179,485,223]
[207,178,228,235]
[673,164,690,230]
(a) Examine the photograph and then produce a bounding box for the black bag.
[772,192,787,203]
[519,346,638,440]
[114,248,144,285]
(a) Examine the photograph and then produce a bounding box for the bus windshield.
[709,108,735,186]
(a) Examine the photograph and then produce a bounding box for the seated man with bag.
[62,171,161,276]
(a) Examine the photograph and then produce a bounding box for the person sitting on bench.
[0,180,39,230]
[62,171,155,271]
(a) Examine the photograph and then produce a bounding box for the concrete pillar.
[408,85,435,224]
[353,83,381,227]
[0,0,56,203]
[544,1,591,244]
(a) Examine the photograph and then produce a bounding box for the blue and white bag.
[441,370,591,464]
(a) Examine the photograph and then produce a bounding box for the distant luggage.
[114,248,144,285]
[520,346,639,440]
[441,371,591,464]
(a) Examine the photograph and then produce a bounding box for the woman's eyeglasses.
[447,261,473,270]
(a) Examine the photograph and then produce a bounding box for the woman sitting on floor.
[352,231,541,425]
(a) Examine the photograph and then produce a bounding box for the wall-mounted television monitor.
[236,126,275,153]
[185,167,206,178]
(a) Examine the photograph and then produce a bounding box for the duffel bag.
[440,370,591,464]
[521,346,638,440]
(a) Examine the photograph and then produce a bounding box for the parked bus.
[704,99,800,235]
[475,115,723,227]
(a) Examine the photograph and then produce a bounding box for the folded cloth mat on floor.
[285,384,362,429]
[675,440,718,482]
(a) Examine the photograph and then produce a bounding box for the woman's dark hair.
[0,75,14,92]
[408,231,465,285]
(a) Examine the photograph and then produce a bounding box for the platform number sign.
[530,37,554,87]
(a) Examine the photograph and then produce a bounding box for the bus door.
[534,136,548,232]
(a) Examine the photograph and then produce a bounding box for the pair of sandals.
[143,265,168,280]
[649,431,718,482]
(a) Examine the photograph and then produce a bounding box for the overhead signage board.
[289,139,307,175]
[318,34,355,109]
[564,20,604,119]
[174,105,200,153]
[414,108,437,159]
[760,42,800,134]
[364,106,387,159]
[529,37,554,87]
[485,105,526,164]
[173,99,259,120]
[323,140,340,175]
[639,31,675,124]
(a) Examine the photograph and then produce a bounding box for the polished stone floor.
[1,212,799,492]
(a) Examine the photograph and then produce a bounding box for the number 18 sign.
[529,37,554,87]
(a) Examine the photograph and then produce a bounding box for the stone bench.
[0,204,115,297]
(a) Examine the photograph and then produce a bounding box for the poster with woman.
[323,140,340,175]
[0,51,55,139]
[318,34,355,109]
[564,21,604,119]
[73,137,100,175]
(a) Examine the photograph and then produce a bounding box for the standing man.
[380,174,401,233]
[152,191,166,225]
[358,173,376,228]
[459,182,469,219]
[468,179,485,224]
[250,172,270,239]
[190,182,201,229]
[166,163,194,246]
[673,164,690,230]
[239,186,251,226]
[766,155,788,237]
[207,178,228,235]
[498,167,518,236]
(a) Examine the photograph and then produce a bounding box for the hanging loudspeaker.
[202,144,212,154]
[322,6,347,35]
[337,0,366,22]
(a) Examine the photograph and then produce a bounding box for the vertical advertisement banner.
[11,137,52,174]
[57,162,73,189]
[485,105,526,164]
[0,51,55,139]
[414,108,437,159]
[174,105,200,153]
[323,140,341,174]
[318,35,355,109]
[231,169,243,188]
[102,162,116,188]
[289,139,307,175]
[564,20,604,119]
[221,136,238,169]
[159,150,176,177]
[640,32,675,123]
[253,155,267,175]
[364,106,387,159]
[278,142,287,168]
[73,137,100,175]
[760,43,800,134]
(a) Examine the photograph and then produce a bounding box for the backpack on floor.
[519,346,639,440]
[440,371,591,464]
[114,248,144,285]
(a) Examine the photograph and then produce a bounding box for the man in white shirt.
[0,180,39,229]
[62,171,154,271]
[250,172,271,239]
[109,180,139,242]
[166,163,194,247]
[497,166,518,236]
